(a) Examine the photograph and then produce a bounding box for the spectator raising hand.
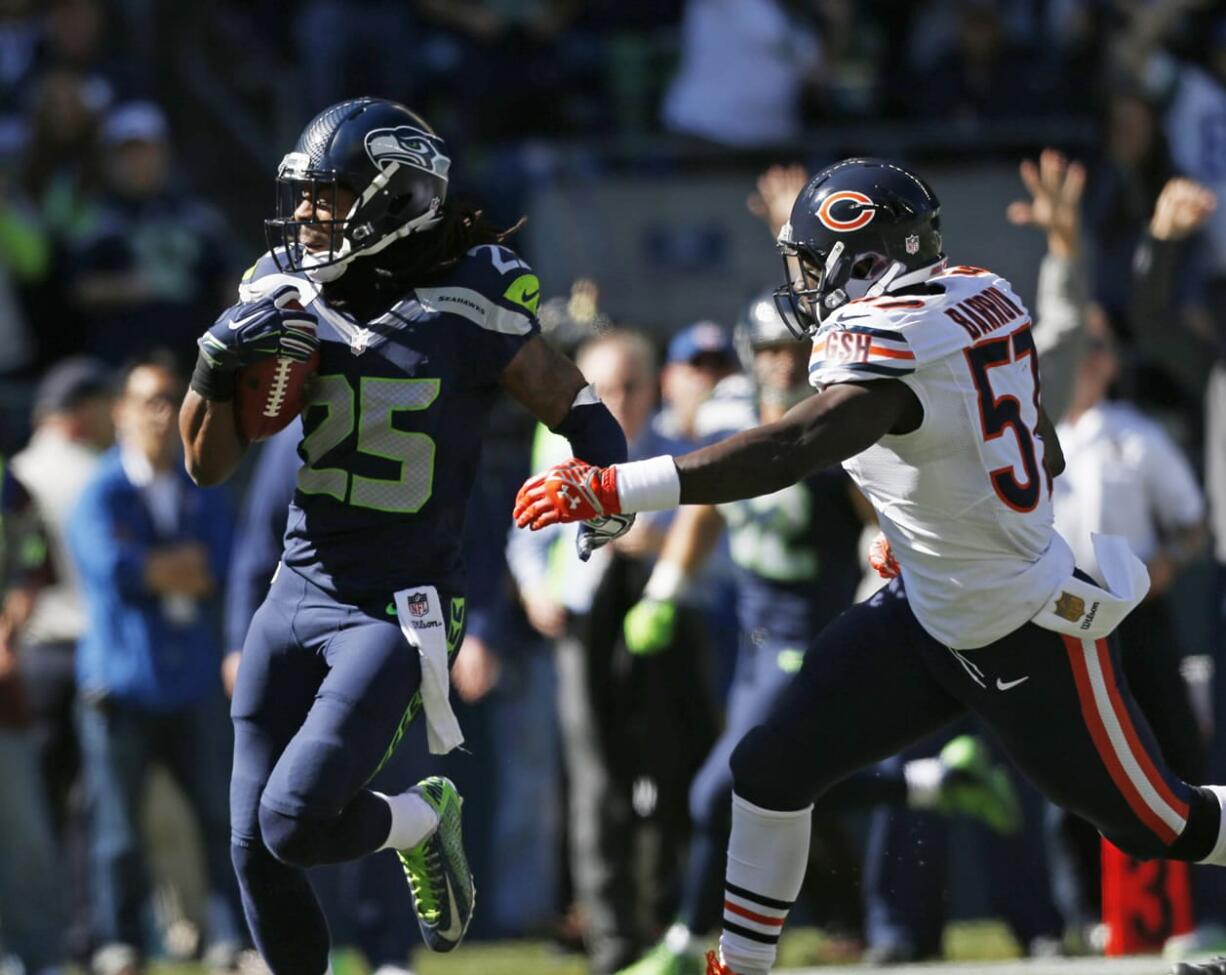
[1006,148,1089,419]
[1149,177,1218,242]
[1006,148,1086,259]
[746,163,809,240]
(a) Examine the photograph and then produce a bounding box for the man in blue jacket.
[68,353,243,975]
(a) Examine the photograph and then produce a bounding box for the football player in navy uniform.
[516,158,1226,975]
[179,98,630,975]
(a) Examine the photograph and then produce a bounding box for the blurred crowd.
[1,1,1226,975]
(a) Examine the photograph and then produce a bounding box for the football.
[234,332,319,442]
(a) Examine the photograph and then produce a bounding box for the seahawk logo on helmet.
[365,126,451,181]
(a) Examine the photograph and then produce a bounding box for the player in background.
[615,292,1019,975]
[179,98,631,975]
[515,158,1226,975]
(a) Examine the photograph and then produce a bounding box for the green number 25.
[297,375,440,513]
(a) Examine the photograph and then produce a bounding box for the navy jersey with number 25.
[238,243,542,600]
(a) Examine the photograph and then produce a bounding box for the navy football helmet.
[266,97,451,281]
[734,288,797,372]
[774,158,944,336]
[735,288,812,409]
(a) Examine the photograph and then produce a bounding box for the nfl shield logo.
[407,592,429,618]
[1054,591,1085,623]
[905,234,920,255]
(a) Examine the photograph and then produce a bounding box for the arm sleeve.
[1131,232,1214,393]
[1032,253,1088,422]
[550,385,628,467]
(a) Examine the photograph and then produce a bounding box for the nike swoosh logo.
[228,309,266,330]
[386,601,397,616]
[437,875,464,942]
[996,676,1030,691]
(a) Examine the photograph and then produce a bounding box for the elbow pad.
[551,385,628,467]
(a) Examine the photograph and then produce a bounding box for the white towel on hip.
[1030,533,1150,641]
[394,585,464,755]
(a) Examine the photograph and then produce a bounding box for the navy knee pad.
[258,802,331,868]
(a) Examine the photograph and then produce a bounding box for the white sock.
[375,789,439,851]
[1198,786,1226,866]
[718,792,811,975]
[904,758,944,809]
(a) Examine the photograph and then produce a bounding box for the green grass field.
[142,922,1023,975]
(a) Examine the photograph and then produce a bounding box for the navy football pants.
[229,565,463,975]
[731,578,1219,863]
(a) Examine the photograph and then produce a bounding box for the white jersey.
[808,264,1074,649]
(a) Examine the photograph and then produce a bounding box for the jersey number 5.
[964,326,1042,513]
[297,374,440,513]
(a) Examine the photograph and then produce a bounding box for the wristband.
[614,455,681,513]
[190,350,236,402]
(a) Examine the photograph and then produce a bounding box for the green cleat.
[396,776,475,952]
[935,735,1022,835]
[614,942,704,975]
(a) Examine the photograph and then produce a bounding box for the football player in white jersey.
[514,158,1226,975]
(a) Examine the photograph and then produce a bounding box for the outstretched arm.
[515,379,918,529]
[673,380,916,505]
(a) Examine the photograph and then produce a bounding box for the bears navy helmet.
[266,97,451,280]
[774,158,944,335]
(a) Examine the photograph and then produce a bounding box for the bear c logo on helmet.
[815,190,876,233]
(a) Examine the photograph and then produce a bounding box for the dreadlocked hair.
[322,203,525,319]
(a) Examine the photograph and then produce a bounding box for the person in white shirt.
[516,158,1226,975]
[1057,326,1207,764]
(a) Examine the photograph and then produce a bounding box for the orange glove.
[514,458,621,530]
[868,532,900,579]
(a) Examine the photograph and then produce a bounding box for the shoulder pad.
[808,267,1030,389]
[413,243,541,336]
[450,244,541,314]
[808,303,920,388]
